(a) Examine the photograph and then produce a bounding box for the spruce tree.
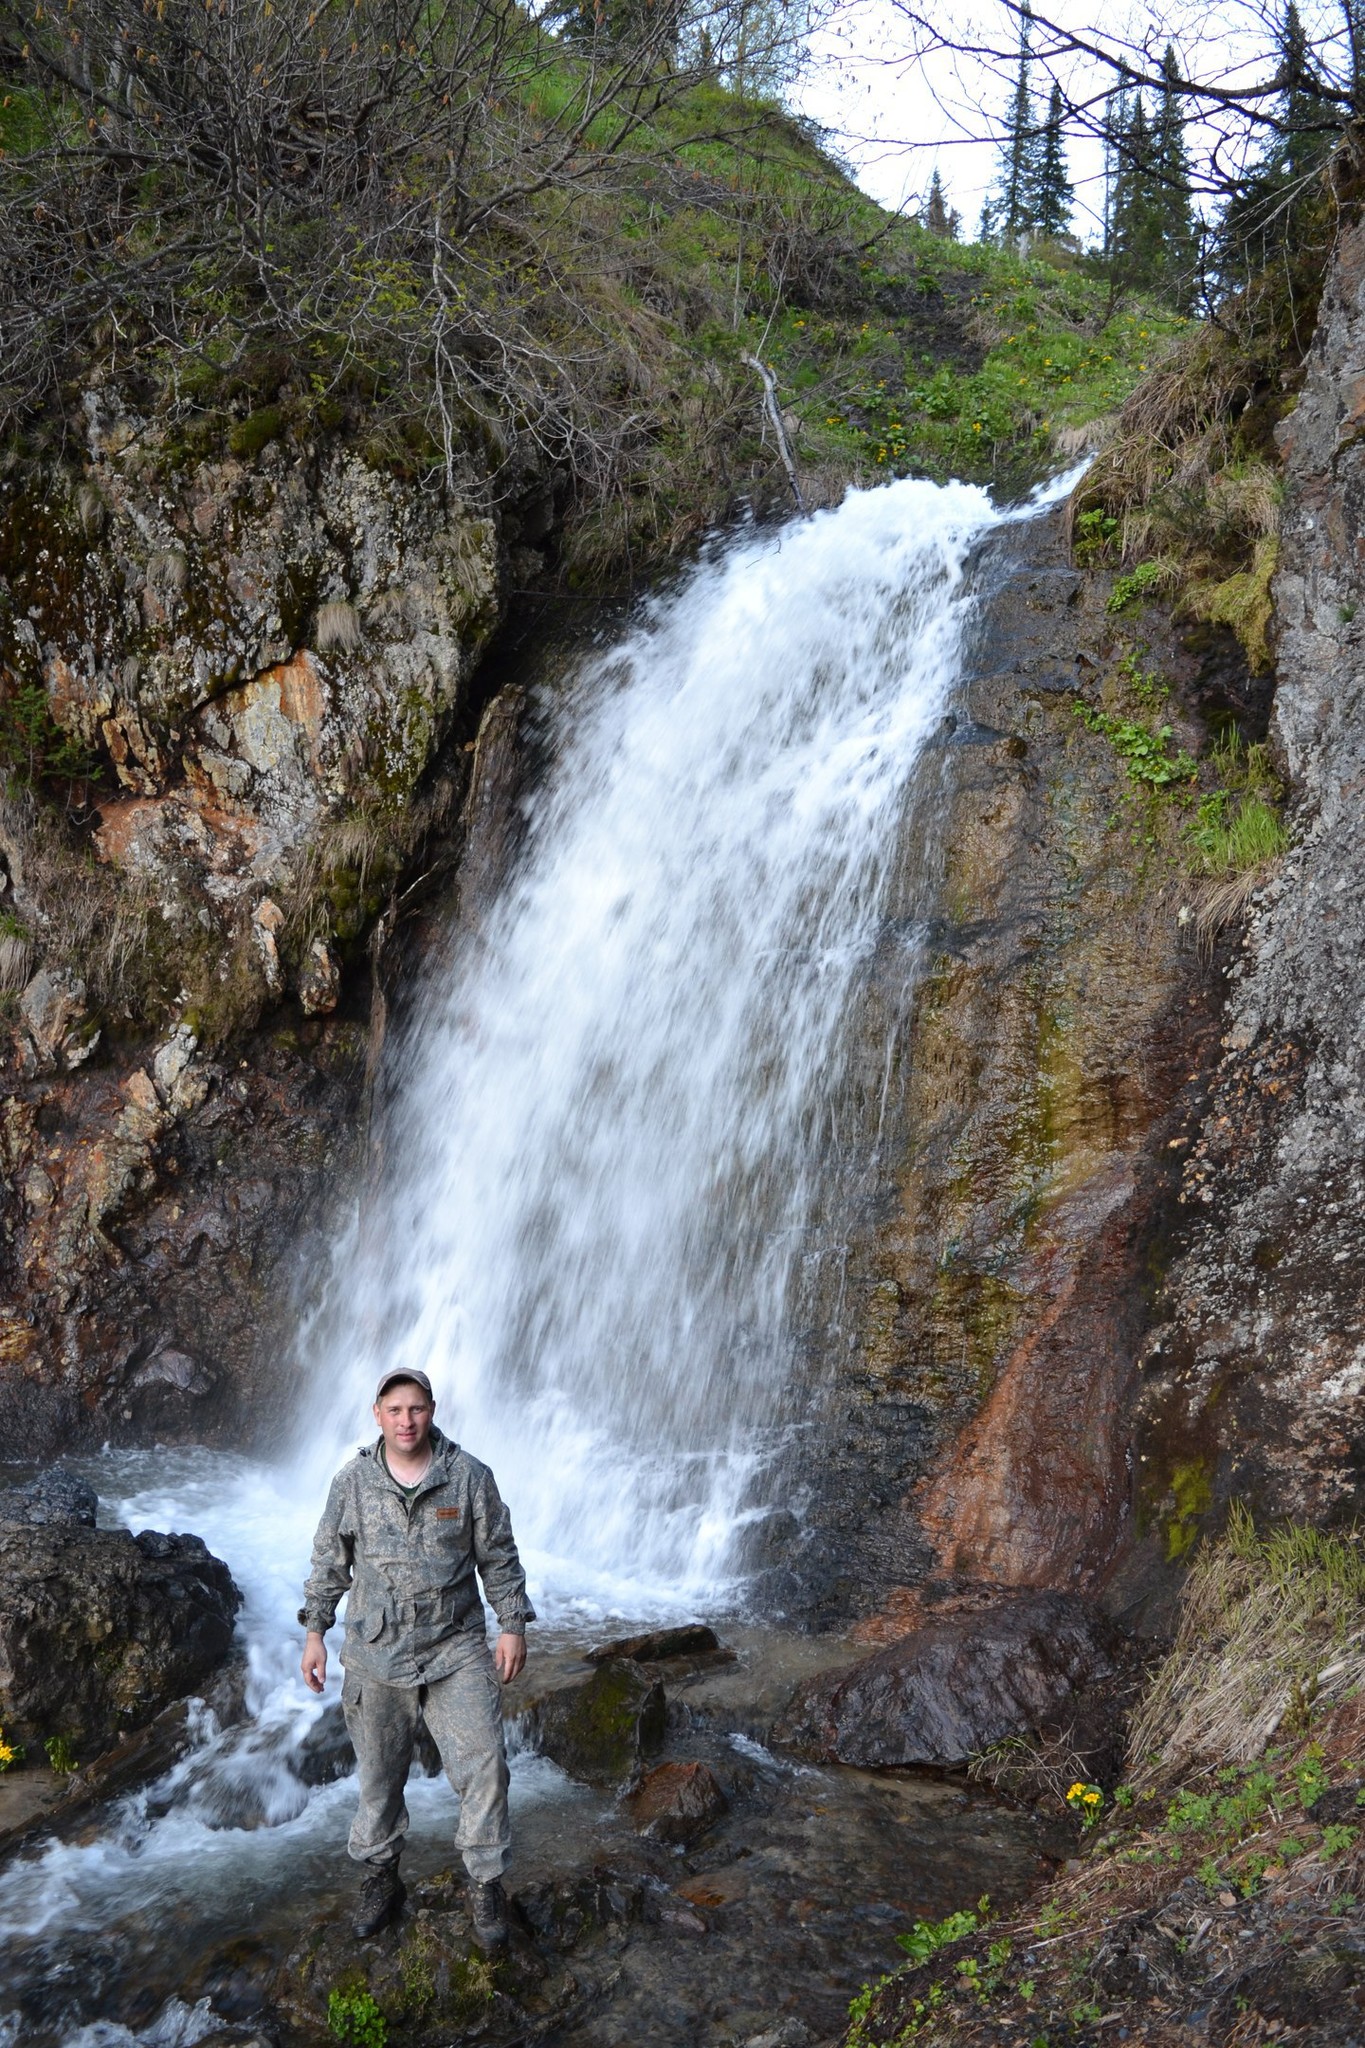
[921,169,959,239]
[990,0,1044,243]
[1152,46,1198,309]
[1101,83,1130,258]
[1031,82,1073,241]
[1110,95,1166,291]
[1219,0,1335,286]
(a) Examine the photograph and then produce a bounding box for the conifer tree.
[1101,83,1129,257]
[1031,82,1073,241]
[1151,46,1198,308]
[1110,95,1166,289]
[1220,0,1335,284]
[921,169,960,240]
[989,0,1044,243]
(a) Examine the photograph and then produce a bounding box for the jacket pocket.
[356,1608,387,1643]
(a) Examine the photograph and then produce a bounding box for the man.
[299,1369,534,1947]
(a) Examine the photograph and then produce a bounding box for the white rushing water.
[0,473,1046,2038]
[300,473,1003,1614]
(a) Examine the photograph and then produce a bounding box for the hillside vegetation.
[0,0,1182,586]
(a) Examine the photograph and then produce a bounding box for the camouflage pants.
[341,1635,510,1881]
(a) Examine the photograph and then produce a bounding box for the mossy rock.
[532,1659,666,1787]
[228,405,286,458]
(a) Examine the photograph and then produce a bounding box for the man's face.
[373,1382,435,1459]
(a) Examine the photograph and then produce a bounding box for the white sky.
[790,0,1329,245]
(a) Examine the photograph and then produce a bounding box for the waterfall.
[0,475,1078,2032]
[303,475,1002,1617]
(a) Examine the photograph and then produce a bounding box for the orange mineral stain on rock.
[916,1158,1141,1590]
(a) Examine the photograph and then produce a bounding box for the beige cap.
[374,1367,434,1403]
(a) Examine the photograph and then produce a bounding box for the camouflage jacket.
[300,1427,535,1685]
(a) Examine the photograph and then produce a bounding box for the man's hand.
[301,1630,328,1694]
[494,1632,526,1683]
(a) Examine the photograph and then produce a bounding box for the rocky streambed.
[0,1456,1123,2048]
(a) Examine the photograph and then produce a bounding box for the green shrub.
[1107,559,1167,612]
[1074,703,1198,788]
[327,1987,386,2047]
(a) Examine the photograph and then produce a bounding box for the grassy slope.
[0,65,1184,573]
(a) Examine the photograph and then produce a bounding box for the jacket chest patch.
[435,1507,462,1521]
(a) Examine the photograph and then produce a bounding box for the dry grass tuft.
[1192,870,1263,955]
[0,929,33,991]
[147,548,189,594]
[1129,1505,1365,1785]
[315,600,362,654]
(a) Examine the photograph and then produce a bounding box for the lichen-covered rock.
[773,1593,1119,1766]
[0,386,507,1017]
[0,1014,369,1456]
[0,1508,241,1753]
[1126,211,1365,1557]
[18,967,99,1073]
[297,936,341,1015]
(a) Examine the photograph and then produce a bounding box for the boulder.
[586,1623,725,1665]
[0,1465,98,1527]
[773,1593,1119,1767]
[531,1658,666,1787]
[0,1508,241,1756]
[627,1760,729,1844]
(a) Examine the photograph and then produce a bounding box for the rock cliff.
[1129,210,1365,1555]
[0,386,529,1453]
[784,514,1237,1621]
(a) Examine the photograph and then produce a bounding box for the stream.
[1,474,1074,2045]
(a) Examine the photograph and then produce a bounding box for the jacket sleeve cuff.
[299,1606,335,1632]
[495,1607,535,1633]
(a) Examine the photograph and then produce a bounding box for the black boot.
[353,1859,405,1939]
[469,1876,509,1951]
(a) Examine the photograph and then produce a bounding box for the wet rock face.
[0,1013,368,1455]
[790,511,1225,1615]
[773,1593,1120,1767]
[0,1495,241,1753]
[1129,216,1365,1553]
[0,1466,97,1528]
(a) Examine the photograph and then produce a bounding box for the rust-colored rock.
[627,1760,729,1843]
[790,517,1226,1617]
